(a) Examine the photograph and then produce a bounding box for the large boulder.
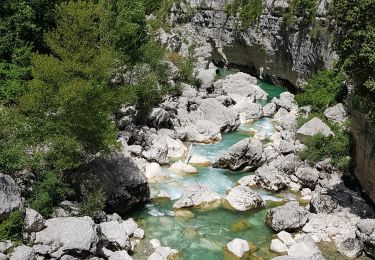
[108,250,133,260]
[266,201,309,232]
[297,117,334,143]
[197,68,216,89]
[98,221,131,251]
[0,173,23,220]
[213,138,264,171]
[324,103,347,124]
[73,153,150,214]
[177,120,222,143]
[286,234,324,260]
[9,246,35,260]
[145,163,169,182]
[272,92,297,111]
[169,161,198,174]
[173,184,221,210]
[233,101,263,123]
[263,103,277,117]
[147,108,172,129]
[23,208,45,233]
[142,135,169,164]
[34,217,98,257]
[214,72,268,102]
[224,185,265,211]
[294,167,320,189]
[255,165,289,192]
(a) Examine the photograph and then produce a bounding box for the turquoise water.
[131,78,287,260]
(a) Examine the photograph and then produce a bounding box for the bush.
[29,172,71,217]
[283,0,317,27]
[225,0,263,29]
[0,210,24,242]
[298,124,353,173]
[80,188,107,217]
[296,70,346,112]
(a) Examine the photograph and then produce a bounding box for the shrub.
[225,0,263,29]
[80,188,107,217]
[0,210,24,242]
[29,171,71,217]
[283,0,317,27]
[295,70,346,112]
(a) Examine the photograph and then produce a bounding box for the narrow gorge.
[1,0,375,260]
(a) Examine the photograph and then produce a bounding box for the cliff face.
[352,111,375,203]
[168,0,336,88]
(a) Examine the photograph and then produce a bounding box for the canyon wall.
[168,0,336,88]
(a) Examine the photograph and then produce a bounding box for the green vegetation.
[296,70,346,112]
[80,188,107,217]
[298,124,353,173]
[225,0,263,29]
[0,0,197,217]
[0,210,24,242]
[331,0,375,124]
[283,0,317,28]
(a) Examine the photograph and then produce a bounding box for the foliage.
[298,124,353,173]
[0,210,24,242]
[80,188,107,217]
[295,70,346,112]
[29,172,71,217]
[331,0,375,124]
[225,0,263,29]
[283,0,317,28]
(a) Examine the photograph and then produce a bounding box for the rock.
[214,72,268,102]
[263,103,277,117]
[295,167,320,189]
[34,217,98,256]
[266,201,309,232]
[32,244,51,255]
[324,103,347,124]
[165,136,187,158]
[148,246,178,260]
[274,140,294,155]
[237,175,257,187]
[98,221,130,250]
[255,165,289,192]
[287,234,324,259]
[142,136,169,164]
[9,246,35,260]
[297,117,334,143]
[334,235,364,258]
[213,138,263,171]
[23,208,45,233]
[147,108,172,129]
[173,184,221,209]
[270,239,288,253]
[269,154,303,174]
[169,161,198,174]
[73,153,150,214]
[150,239,161,248]
[180,83,199,98]
[178,120,222,143]
[122,218,138,236]
[356,219,375,258]
[0,173,23,220]
[145,163,169,182]
[0,241,13,253]
[233,101,263,123]
[108,250,133,260]
[197,68,216,89]
[133,228,144,239]
[272,92,297,111]
[188,155,211,166]
[277,231,296,246]
[0,253,7,260]
[226,238,250,258]
[224,185,265,211]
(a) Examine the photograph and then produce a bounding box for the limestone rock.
[224,185,265,211]
[237,175,257,187]
[145,163,169,182]
[173,184,221,209]
[233,101,263,123]
[270,239,288,253]
[9,246,35,260]
[23,208,45,233]
[297,117,333,143]
[0,173,23,220]
[287,234,324,259]
[0,241,13,253]
[277,231,296,246]
[178,120,222,144]
[122,218,138,236]
[324,103,347,124]
[0,253,7,260]
[213,138,263,171]
[197,68,216,89]
[188,155,211,166]
[266,201,309,232]
[295,167,320,189]
[226,238,250,258]
[35,217,98,255]
[133,228,144,239]
[356,218,375,258]
[263,103,277,117]
[255,165,289,192]
[108,250,133,260]
[98,221,130,250]
[169,161,198,174]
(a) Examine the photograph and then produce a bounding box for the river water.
[129,79,294,259]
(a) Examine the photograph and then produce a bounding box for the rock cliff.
[168,0,336,88]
